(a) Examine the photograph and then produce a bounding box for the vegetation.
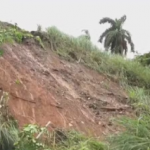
[1,20,150,150]
[98,15,134,55]
[108,116,150,150]
[81,29,91,40]
[135,52,150,67]
[0,22,44,54]
[108,84,150,150]
[0,92,18,150]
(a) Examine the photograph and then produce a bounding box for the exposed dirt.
[0,42,133,139]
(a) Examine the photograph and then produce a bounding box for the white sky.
[0,0,150,58]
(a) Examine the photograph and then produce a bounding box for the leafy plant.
[50,130,107,150]
[0,28,14,45]
[14,124,50,150]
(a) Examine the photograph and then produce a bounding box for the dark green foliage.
[135,52,150,67]
[99,15,134,55]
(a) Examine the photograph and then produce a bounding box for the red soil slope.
[0,42,132,138]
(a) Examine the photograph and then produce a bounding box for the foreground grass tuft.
[108,116,150,150]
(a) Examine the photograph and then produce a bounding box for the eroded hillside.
[0,39,133,138]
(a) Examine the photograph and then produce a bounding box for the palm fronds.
[99,17,115,26]
[99,15,135,55]
[99,27,115,43]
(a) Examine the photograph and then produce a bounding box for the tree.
[98,15,134,55]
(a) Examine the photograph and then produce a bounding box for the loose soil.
[0,42,133,139]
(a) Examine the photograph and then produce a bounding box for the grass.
[126,86,150,114]
[48,130,107,150]
[108,116,150,150]
[43,27,150,90]
[14,125,107,150]
[0,92,18,150]
[108,85,150,150]
[0,21,45,53]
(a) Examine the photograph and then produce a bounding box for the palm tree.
[98,15,134,55]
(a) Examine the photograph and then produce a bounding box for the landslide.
[0,23,133,138]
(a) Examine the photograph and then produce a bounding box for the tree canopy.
[98,15,134,55]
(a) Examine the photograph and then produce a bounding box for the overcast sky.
[0,0,149,58]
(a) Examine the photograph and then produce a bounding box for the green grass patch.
[108,116,150,150]
[0,22,44,53]
[125,85,150,115]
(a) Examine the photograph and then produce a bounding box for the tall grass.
[0,92,18,150]
[108,116,150,150]
[46,26,100,60]
[48,130,107,150]
[45,27,150,90]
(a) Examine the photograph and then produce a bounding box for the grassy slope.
[45,27,150,89]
